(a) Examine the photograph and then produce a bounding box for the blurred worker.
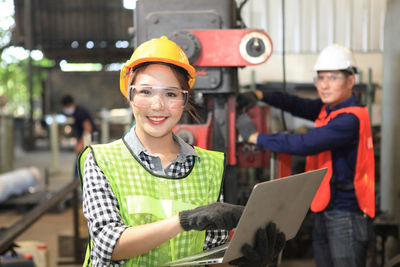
[61,95,97,178]
[236,44,374,267]
[78,36,285,267]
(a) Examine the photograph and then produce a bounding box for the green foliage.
[0,52,54,116]
[0,0,55,117]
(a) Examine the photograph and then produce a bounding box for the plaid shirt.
[82,127,228,266]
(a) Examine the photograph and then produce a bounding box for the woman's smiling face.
[130,64,184,140]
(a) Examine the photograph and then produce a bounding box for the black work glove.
[237,91,259,113]
[229,222,286,267]
[179,202,244,231]
[236,113,257,142]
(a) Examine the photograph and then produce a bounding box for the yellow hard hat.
[120,36,196,98]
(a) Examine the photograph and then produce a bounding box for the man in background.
[236,44,374,267]
[61,95,97,178]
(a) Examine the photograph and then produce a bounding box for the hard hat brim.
[120,58,196,99]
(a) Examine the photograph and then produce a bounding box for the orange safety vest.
[305,105,375,218]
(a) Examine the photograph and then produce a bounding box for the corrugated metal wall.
[12,0,133,63]
[242,0,387,53]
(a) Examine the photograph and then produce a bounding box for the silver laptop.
[160,168,327,266]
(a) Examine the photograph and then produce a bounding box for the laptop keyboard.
[196,249,226,260]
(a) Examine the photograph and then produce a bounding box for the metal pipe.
[0,179,80,253]
[24,0,34,146]
[0,115,13,173]
[381,0,400,224]
[0,167,40,203]
[270,151,277,180]
[73,189,80,263]
[100,108,109,144]
[366,68,374,120]
[50,114,59,172]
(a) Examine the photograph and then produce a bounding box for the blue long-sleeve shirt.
[257,92,362,213]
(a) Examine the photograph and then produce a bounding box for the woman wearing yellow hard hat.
[79,36,285,267]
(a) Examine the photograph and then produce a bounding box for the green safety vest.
[78,139,225,267]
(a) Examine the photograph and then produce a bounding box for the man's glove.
[229,222,286,267]
[179,202,244,231]
[236,113,257,142]
[237,91,259,113]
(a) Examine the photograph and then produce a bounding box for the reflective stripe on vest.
[305,105,375,218]
[79,139,225,266]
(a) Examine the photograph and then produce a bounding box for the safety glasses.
[313,73,347,85]
[129,85,188,109]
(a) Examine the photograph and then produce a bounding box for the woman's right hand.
[179,202,244,231]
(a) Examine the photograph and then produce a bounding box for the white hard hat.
[314,44,358,74]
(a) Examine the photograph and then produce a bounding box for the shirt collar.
[123,125,200,162]
[325,95,359,113]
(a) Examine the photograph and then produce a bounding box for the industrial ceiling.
[11,0,134,63]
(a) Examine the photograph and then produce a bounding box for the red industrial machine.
[134,0,280,203]
[237,105,270,169]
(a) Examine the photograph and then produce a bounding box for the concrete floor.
[0,144,82,267]
[0,208,82,267]
[0,143,317,267]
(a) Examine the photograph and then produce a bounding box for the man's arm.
[237,112,359,155]
[238,90,323,121]
[75,119,93,153]
[260,91,323,121]
[256,113,360,155]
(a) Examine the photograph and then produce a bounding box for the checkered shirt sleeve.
[83,150,228,266]
[82,151,127,267]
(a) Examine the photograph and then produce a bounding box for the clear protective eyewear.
[129,85,188,108]
[313,73,347,85]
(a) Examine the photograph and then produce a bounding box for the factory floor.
[0,143,83,267]
[0,143,319,267]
